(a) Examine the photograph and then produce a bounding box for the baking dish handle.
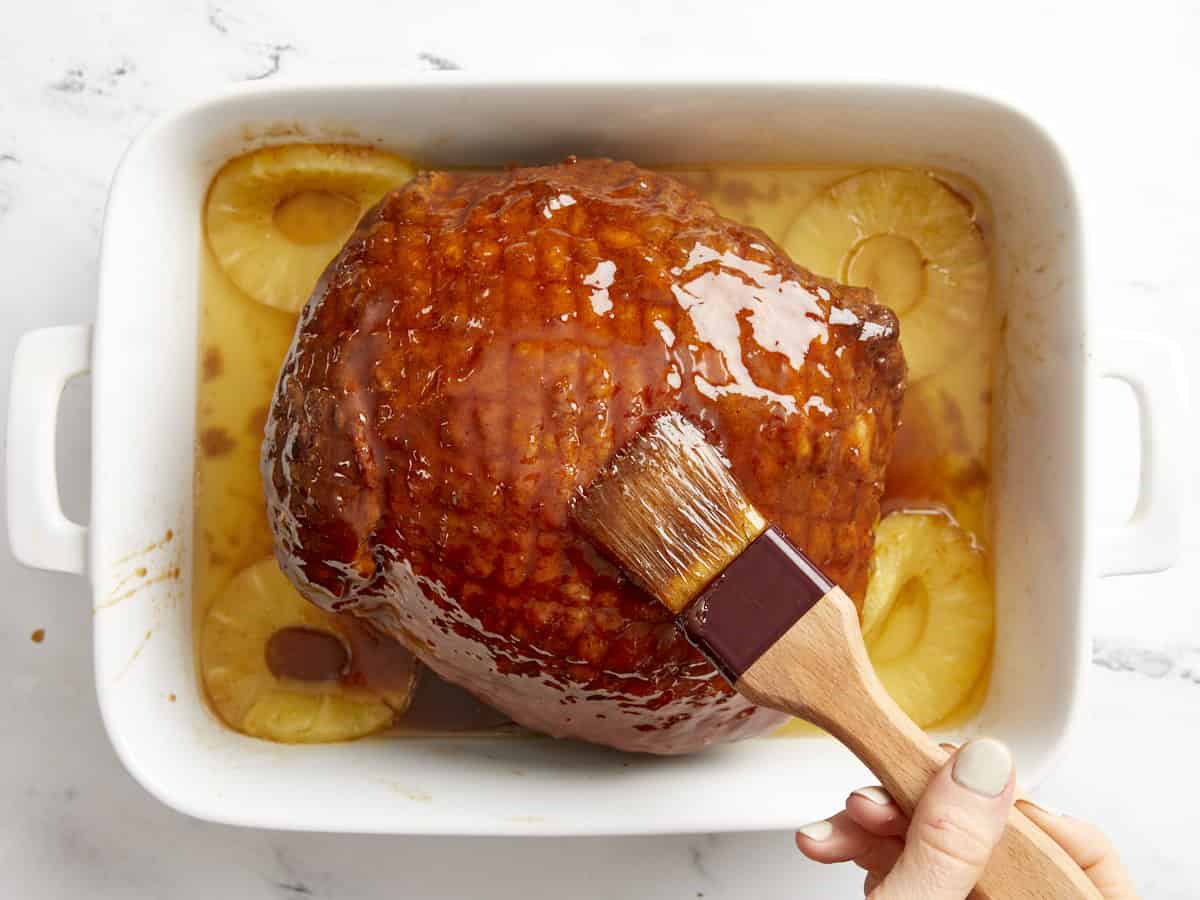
[6,324,92,575]
[1093,329,1190,577]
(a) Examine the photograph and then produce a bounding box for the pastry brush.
[571,411,1100,900]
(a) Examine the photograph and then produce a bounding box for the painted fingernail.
[851,786,893,806]
[797,819,834,841]
[952,737,1013,798]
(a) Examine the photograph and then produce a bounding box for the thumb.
[872,738,1015,900]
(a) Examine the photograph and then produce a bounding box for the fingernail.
[1018,798,1064,817]
[851,786,893,806]
[797,819,834,841]
[952,737,1012,798]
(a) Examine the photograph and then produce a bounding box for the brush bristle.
[570,412,767,614]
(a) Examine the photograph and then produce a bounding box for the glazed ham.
[262,158,905,753]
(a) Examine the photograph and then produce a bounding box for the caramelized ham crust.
[263,158,905,753]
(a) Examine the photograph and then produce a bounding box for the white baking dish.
[5,78,1189,835]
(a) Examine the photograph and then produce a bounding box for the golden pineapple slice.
[205,144,414,314]
[783,168,989,383]
[201,557,418,743]
[861,511,993,727]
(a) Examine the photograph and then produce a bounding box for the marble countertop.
[2,1,1197,896]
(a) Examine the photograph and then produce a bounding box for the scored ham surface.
[262,158,906,753]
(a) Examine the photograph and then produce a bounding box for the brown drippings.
[167,692,177,702]
[337,617,418,694]
[30,629,45,644]
[883,381,991,534]
[246,406,268,437]
[135,567,147,577]
[202,346,223,381]
[716,175,781,208]
[396,672,514,734]
[265,627,349,682]
[716,177,756,206]
[335,616,497,730]
[199,427,236,457]
[115,529,175,565]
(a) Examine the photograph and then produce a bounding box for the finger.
[846,787,909,837]
[853,835,904,876]
[796,811,905,875]
[1017,801,1140,900]
[863,870,883,896]
[796,811,885,864]
[872,737,1016,900]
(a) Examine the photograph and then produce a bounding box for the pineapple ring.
[205,144,414,315]
[861,511,993,727]
[783,169,989,383]
[201,557,418,743]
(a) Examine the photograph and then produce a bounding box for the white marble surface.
[2,1,1198,896]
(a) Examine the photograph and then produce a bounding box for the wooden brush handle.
[737,587,1101,900]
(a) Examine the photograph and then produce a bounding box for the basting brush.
[571,411,1100,900]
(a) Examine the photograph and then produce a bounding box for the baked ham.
[262,158,906,753]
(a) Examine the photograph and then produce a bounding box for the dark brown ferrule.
[678,526,834,683]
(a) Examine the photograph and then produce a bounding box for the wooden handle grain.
[736,586,1101,900]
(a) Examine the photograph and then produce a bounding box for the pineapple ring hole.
[842,233,926,316]
[868,576,930,664]
[265,626,350,682]
[273,190,361,245]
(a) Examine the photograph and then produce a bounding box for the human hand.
[794,738,1138,899]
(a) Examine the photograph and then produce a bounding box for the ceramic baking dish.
[5,77,1189,835]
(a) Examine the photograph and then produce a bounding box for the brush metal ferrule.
[678,525,834,683]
